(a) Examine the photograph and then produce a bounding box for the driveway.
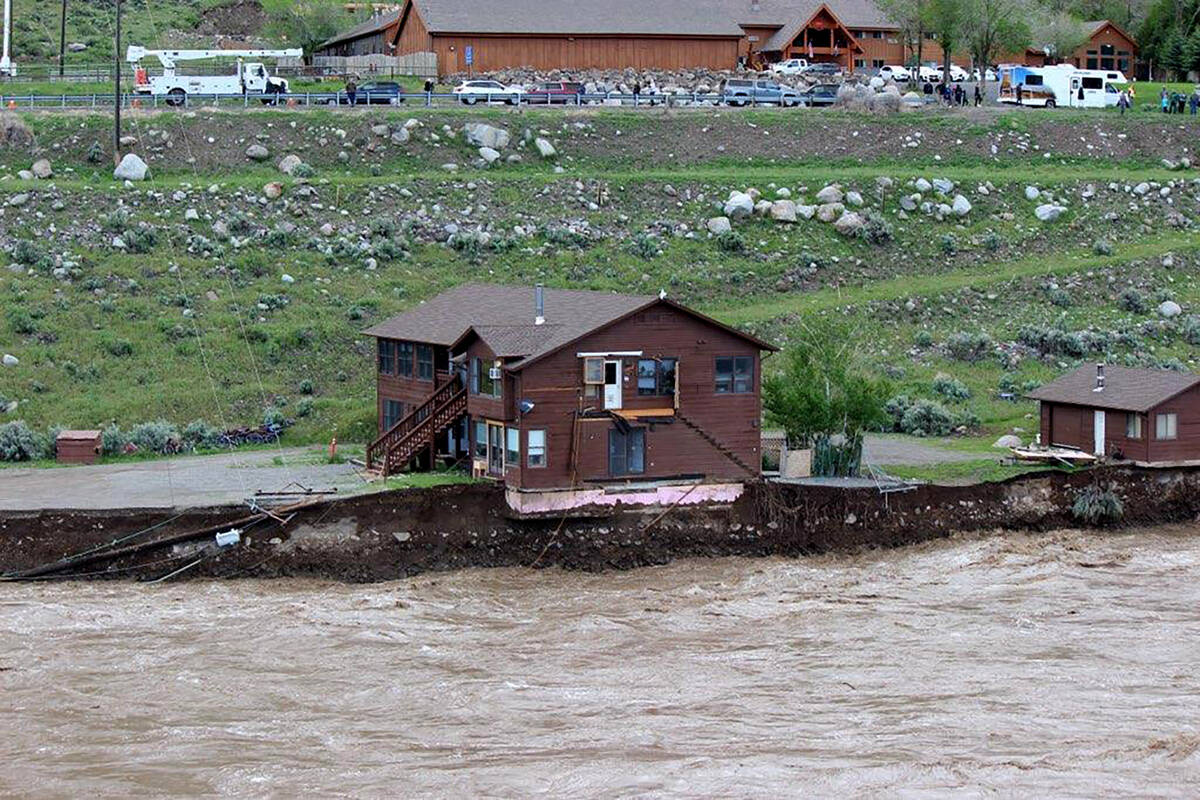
[863,434,999,466]
[0,447,366,511]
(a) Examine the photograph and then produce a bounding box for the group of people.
[922,80,983,107]
[1157,85,1200,114]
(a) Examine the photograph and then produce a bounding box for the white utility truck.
[126,46,302,105]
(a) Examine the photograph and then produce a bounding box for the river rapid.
[1,526,1198,797]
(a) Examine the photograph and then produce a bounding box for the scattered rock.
[706,216,731,235]
[816,202,844,223]
[914,178,932,192]
[1,354,17,367]
[932,178,954,194]
[769,200,797,222]
[1034,204,1065,222]
[815,184,844,204]
[534,137,557,159]
[277,154,302,175]
[263,182,283,199]
[833,211,865,236]
[478,146,501,164]
[1133,182,1150,196]
[7,193,28,207]
[993,434,1022,449]
[113,153,149,181]
[281,273,295,284]
[845,190,864,207]
[951,194,971,216]
[464,122,510,150]
[1159,300,1182,318]
[1024,186,1040,200]
[30,159,52,179]
[245,144,270,161]
[391,128,411,145]
[724,191,754,219]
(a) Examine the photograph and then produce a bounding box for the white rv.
[998,64,1125,108]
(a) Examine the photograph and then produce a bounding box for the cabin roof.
[319,9,402,49]
[1027,364,1200,412]
[363,283,776,370]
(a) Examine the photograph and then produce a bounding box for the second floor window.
[417,344,434,381]
[378,340,394,374]
[397,342,414,377]
[715,356,753,394]
[475,357,500,397]
[637,358,677,396]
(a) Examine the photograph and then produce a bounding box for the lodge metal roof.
[409,0,746,37]
[1026,364,1200,412]
[362,283,775,370]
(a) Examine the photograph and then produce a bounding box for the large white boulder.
[1159,300,1183,318]
[952,194,972,216]
[113,153,149,181]
[815,184,844,204]
[534,138,557,158]
[833,211,865,237]
[723,191,755,219]
[479,146,501,164]
[769,200,797,222]
[31,159,53,179]
[464,122,510,150]
[278,154,302,175]
[1035,203,1066,222]
[706,216,732,235]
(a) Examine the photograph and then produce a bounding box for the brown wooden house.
[363,284,775,510]
[1022,20,1137,78]
[1028,364,1200,463]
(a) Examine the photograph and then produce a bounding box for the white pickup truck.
[769,58,809,76]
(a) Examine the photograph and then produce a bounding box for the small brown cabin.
[362,284,775,499]
[1028,364,1200,463]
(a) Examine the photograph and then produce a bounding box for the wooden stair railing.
[382,387,468,476]
[366,376,463,472]
[676,411,758,478]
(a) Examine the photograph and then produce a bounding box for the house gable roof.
[319,9,402,49]
[363,283,776,370]
[404,0,745,37]
[1082,19,1139,51]
[1027,364,1200,412]
[762,3,865,53]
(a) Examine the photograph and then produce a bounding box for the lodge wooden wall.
[512,303,763,491]
[422,34,740,74]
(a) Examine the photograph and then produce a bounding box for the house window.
[527,429,546,468]
[397,342,414,377]
[637,358,677,396]
[505,428,520,465]
[476,357,499,397]
[416,344,434,381]
[583,357,605,384]
[474,420,488,459]
[715,356,753,394]
[383,399,404,430]
[872,59,885,68]
[469,357,480,394]
[608,428,645,476]
[854,58,866,68]
[1125,413,1142,440]
[1156,412,1178,440]
[378,340,394,374]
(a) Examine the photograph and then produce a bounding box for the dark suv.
[329,81,404,105]
[525,81,585,104]
[802,63,842,77]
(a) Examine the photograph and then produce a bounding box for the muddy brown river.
[2,526,1198,797]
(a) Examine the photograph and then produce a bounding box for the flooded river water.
[1,526,1198,797]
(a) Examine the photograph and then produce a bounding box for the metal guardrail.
[0,90,836,110]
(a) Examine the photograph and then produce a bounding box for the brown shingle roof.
[363,283,775,370]
[1027,364,1200,412]
[412,0,745,37]
[320,9,402,49]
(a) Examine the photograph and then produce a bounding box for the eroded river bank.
[2,525,1198,796]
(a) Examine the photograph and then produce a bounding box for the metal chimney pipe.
[1094,363,1105,392]
[534,283,545,325]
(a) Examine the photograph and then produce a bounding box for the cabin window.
[608,428,645,476]
[715,356,753,394]
[474,420,488,459]
[1126,413,1142,439]
[416,344,434,381]
[397,342,414,377]
[469,357,480,394]
[383,399,404,430]
[637,358,677,396]
[476,357,500,397]
[583,357,605,384]
[378,340,395,374]
[527,429,546,468]
[505,428,520,465]
[1156,413,1178,440]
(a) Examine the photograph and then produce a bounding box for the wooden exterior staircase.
[676,411,758,478]
[366,377,468,477]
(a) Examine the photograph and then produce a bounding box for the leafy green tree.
[878,0,929,69]
[763,321,891,477]
[261,0,357,61]
[924,0,966,83]
[1163,27,1189,77]
[963,0,1032,89]
[1184,29,1200,74]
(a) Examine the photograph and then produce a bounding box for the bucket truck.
[125,46,303,105]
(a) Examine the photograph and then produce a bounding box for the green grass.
[885,459,1064,484]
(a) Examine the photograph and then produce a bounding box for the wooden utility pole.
[113,0,121,166]
[59,0,67,78]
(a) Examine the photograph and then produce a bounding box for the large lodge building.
[318,0,1136,78]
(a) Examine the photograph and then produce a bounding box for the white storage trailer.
[126,46,303,105]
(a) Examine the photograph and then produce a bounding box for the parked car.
[325,80,404,105]
[948,64,969,81]
[770,58,809,75]
[452,79,523,105]
[524,81,584,104]
[801,83,839,107]
[971,67,998,82]
[802,62,842,77]
[917,65,941,82]
[880,64,912,81]
[722,78,803,107]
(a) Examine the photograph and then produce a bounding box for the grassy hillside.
[2,106,1199,456]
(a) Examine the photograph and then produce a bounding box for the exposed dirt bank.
[2,464,1198,582]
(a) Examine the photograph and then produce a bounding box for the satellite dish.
[519,399,535,414]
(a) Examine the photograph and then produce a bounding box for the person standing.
[974,84,982,106]
[1015,83,1023,106]
[1117,89,1129,115]
[346,76,358,107]
[1161,86,1169,113]
[1190,91,1199,115]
